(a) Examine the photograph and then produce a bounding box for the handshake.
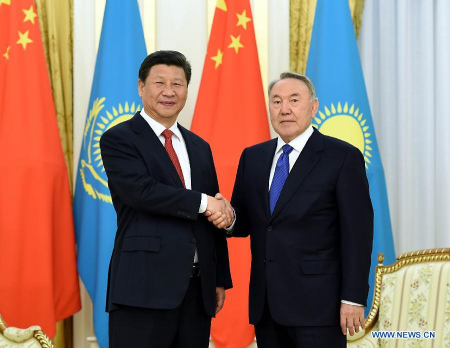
[204,193,234,229]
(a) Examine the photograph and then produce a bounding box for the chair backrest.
[364,248,450,347]
[0,314,53,348]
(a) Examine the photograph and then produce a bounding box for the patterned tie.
[269,144,293,214]
[162,129,185,188]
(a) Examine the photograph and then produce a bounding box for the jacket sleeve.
[206,145,233,289]
[337,146,374,306]
[229,149,251,238]
[100,129,202,220]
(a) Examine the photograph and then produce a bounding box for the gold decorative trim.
[347,248,450,342]
[34,330,54,348]
[0,314,54,347]
[0,314,7,333]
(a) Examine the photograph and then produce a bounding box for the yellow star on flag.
[23,5,37,24]
[3,46,11,60]
[236,10,251,30]
[228,35,244,54]
[211,49,223,69]
[217,0,227,12]
[17,31,33,50]
[0,0,11,6]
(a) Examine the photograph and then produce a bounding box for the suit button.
[263,259,266,263]
[190,238,196,244]
[267,226,272,232]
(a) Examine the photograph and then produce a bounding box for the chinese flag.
[0,0,80,336]
[191,0,270,347]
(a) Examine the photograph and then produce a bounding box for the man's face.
[138,64,188,127]
[269,78,319,143]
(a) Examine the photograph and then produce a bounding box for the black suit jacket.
[100,112,232,317]
[230,128,373,326]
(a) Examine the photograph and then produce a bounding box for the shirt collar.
[140,109,181,140]
[275,125,314,154]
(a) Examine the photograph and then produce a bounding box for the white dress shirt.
[268,126,314,190]
[140,109,207,212]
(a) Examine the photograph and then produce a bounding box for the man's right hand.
[205,194,234,229]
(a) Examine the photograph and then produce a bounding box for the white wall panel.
[268,0,290,82]
[268,0,290,137]
[155,0,208,129]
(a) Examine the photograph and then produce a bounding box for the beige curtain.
[35,1,74,347]
[36,0,73,189]
[290,0,365,74]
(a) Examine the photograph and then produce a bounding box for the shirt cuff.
[224,208,236,234]
[341,300,363,306]
[198,193,208,213]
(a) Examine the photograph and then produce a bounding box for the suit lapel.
[131,113,184,188]
[178,125,202,191]
[270,129,324,222]
[258,139,278,220]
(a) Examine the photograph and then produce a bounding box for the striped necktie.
[162,129,185,188]
[269,144,293,214]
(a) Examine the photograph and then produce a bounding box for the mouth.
[159,101,176,107]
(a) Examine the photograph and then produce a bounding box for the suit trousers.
[254,296,346,348]
[109,276,211,348]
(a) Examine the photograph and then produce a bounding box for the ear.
[138,79,144,97]
[311,98,319,117]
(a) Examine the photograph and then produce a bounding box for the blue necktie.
[269,144,293,214]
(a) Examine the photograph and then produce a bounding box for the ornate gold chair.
[0,314,53,348]
[347,248,450,347]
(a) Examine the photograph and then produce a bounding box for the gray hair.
[268,72,316,100]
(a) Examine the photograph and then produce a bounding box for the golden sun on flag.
[80,98,139,203]
[313,102,373,169]
[92,100,139,171]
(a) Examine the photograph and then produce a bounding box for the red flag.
[191,1,270,346]
[0,0,80,336]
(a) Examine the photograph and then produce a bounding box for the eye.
[155,81,163,85]
[291,98,299,103]
[173,83,182,87]
[272,100,281,105]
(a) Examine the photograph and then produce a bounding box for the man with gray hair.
[209,72,373,347]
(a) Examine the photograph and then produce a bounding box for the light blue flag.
[306,0,396,316]
[73,0,147,346]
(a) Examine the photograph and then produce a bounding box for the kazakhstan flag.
[73,0,147,346]
[306,0,396,316]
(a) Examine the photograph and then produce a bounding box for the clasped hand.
[204,193,234,229]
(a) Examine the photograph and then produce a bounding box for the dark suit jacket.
[230,128,373,326]
[100,112,232,317]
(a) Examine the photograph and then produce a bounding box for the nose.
[162,83,175,96]
[281,102,291,115]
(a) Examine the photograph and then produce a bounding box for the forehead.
[271,78,309,97]
[148,64,186,81]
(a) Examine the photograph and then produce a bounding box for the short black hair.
[138,50,192,85]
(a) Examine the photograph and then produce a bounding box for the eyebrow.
[271,93,300,99]
[152,75,184,82]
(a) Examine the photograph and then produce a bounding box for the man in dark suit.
[100,50,233,348]
[209,72,373,347]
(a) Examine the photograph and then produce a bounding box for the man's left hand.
[340,303,365,336]
[215,287,226,315]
